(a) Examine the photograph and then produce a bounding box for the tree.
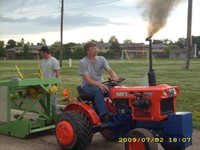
[164,46,171,58]
[37,38,47,45]
[161,39,173,45]
[88,39,98,43]
[50,41,60,59]
[107,49,116,59]
[99,38,104,43]
[123,39,132,43]
[23,44,30,59]
[27,41,31,46]
[6,39,16,49]
[73,47,84,59]
[108,36,121,51]
[41,38,47,45]
[63,42,76,59]
[163,43,179,58]
[108,36,118,43]
[16,38,25,47]
[168,43,179,49]
[176,38,186,49]
[0,40,5,57]
[152,40,162,44]
[192,36,200,50]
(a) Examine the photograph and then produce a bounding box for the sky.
[0,0,200,45]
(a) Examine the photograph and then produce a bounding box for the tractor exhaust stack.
[146,37,156,86]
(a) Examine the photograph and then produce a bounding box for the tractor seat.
[77,86,94,101]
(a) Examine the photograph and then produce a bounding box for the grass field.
[0,59,200,128]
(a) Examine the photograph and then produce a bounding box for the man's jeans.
[82,85,108,116]
[51,94,58,114]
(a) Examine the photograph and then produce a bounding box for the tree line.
[0,35,200,59]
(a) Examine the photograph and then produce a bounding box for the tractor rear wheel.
[55,111,93,150]
[125,128,158,150]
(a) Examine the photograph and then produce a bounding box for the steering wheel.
[102,78,125,86]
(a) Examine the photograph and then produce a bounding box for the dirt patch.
[0,129,199,150]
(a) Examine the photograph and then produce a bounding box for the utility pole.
[185,0,193,69]
[60,0,64,67]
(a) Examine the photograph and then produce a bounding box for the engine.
[109,84,180,121]
[112,98,131,115]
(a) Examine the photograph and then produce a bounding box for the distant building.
[69,43,111,53]
[70,42,167,58]
[69,44,84,53]
[121,43,144,50]
[96,43,111,53]
[121,43,166,58]
[6,45,46,59]
[170,49,186,59]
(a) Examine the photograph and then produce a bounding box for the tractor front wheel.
[56,111,93,150]
[125,128,158,150]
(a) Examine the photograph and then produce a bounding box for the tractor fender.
[63,103,102,126]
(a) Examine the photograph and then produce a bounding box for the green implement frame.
[0,78,62,138]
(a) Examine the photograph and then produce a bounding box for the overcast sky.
[0,0,200,45]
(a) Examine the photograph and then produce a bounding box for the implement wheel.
[125,128,158,150]
[56,111,93,150]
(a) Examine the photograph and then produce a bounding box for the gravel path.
[0,129,199,150]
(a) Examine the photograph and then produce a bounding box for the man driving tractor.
[78,41,119,122]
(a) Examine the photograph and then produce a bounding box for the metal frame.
[0,78,61,138]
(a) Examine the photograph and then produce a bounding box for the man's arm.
[101,56,119,81]
[55,70,60,78]
[52,58,60,78]
[106,67,119,81]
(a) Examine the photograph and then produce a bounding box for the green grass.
[0,59,200,128]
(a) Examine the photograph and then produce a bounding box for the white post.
[69,58,72,67]
[124,51,131,63]
[194,44,197,58]
[121,50,124,61]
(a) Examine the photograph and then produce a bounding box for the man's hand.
[106,67,119,82]
[111,76,119,82]
[97,82,109,93]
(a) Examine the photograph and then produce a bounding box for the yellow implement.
[38,64,44,79]
[15,65,24,79]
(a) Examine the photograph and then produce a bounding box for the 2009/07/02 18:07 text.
[118,137,191,143]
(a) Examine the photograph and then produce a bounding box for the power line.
[65,0,120,11]
[3,11,60,18]
[2,0,120,18]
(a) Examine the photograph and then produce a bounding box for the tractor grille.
[160,97,174,115]
[113,98,128,107]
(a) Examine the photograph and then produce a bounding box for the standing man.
[38,46,60,114]
[79,42,119,122]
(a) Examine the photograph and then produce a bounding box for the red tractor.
[55,38,192,150]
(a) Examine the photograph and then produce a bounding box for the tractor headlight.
[163,88,177,97]
[173,88,177,95]
[163,91,168,97]
[169,88,177,96]
[116,92,128,96]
